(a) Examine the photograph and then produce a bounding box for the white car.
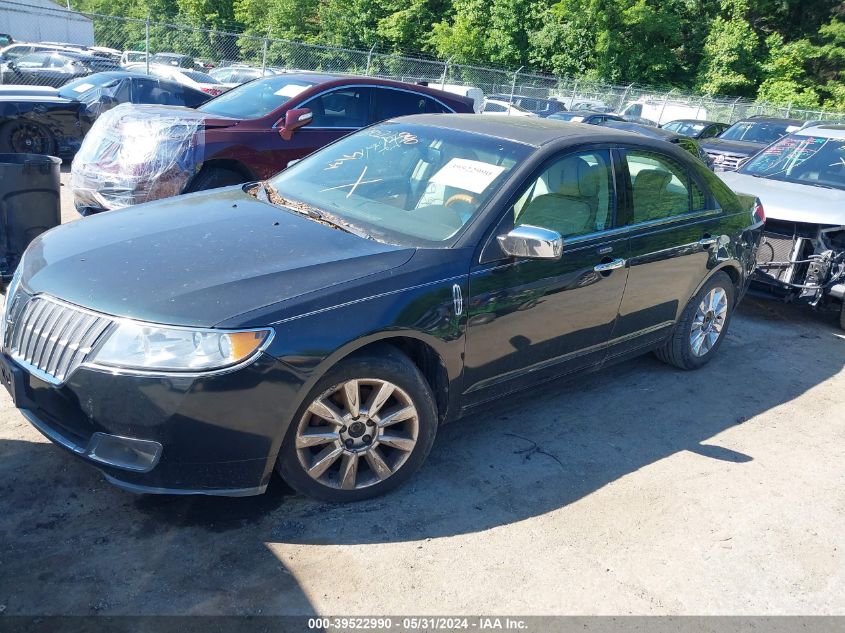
[719,124,845,328]
[482,99,537,117]
[120,50,148,66]
[126,63,225,97]
[208,65,276,90]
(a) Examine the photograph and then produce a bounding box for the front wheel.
[655,271,736,370]
[276,347,438,502]
[184,166,246,193]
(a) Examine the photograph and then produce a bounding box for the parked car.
[619,99,708,126]
[120,50,148,66]
[3,115,764,500]
[489,94,567,117]
[599,120,712,167]
[437,84,485,114]
[0,42,84,68]
[547,110,624,125]
[719,124,845,328]
[126,63,224,97]
[701,116,802,171]
[662,119,729,139]
[482,99,537,117]
[150,52,195,68]
[622,115,658,127]
[568,99,610,112]
[71,73,475,214]
[0,51,121,88]
[208,65,276,90]
[0,71,210,155]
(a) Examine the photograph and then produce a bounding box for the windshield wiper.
[259,181,373,240]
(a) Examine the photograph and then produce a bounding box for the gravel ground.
[0,169,842,616]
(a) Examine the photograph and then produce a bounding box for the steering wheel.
[445,193,476,208]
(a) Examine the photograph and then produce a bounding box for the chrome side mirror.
[497,225,563,260]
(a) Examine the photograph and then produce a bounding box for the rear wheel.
[655,272,735,370]
[276,347,438,502]
[0,120,56,155]
[185,166,246,193]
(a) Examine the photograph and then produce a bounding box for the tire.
[0,120,56,155]
[276,346,439,502]
[654,271,736,370]
[184,166,246,193]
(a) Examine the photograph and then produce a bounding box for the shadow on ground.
[0,297,842,613]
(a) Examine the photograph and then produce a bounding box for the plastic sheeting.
[71,103,206,211]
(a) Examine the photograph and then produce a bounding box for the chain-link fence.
[2,0,844,123]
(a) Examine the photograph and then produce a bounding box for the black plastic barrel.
[0,153,61,286]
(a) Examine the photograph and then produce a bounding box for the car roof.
[795,124,845,139]
[391,113,653,147]
[555,110,607,116]
[737,116,803,125]
[275,73,475,108]
[666,119,722,125]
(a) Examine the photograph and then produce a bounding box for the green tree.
[696,0,762,96]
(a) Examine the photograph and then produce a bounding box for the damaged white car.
[720,124,845,329]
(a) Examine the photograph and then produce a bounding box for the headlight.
[90,321,273,372]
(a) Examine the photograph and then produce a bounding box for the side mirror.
[497,225,563,260]
[279,107,313,141]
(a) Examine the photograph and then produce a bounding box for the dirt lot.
[0,170,843,616]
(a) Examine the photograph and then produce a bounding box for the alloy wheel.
[295,378,419,490]
[689,287,728,357]
[9,123,50,154]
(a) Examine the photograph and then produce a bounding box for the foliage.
[71,0,845,110]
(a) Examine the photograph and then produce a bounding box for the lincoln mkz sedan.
[0,116,764,502]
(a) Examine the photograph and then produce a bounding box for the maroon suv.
[71,73,475,214]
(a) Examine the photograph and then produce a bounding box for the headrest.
[634,169,672,192]
[547,156,600,198]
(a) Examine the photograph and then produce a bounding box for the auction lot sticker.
[430,158,506,194]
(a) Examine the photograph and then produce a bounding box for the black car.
[598,120,713,168]
[0,72,210,155]
[0,50,121,88]
[489,94,567,117]
[700,116,802,171]
[548,110,625,125]
[662,119,729,139]
[0,115,764,501]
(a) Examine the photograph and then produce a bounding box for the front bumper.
[2,351,300,496]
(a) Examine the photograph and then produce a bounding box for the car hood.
[719,171,845,225]
[20,186,414,327]
[699,138,763,154]
[0,85,64,99]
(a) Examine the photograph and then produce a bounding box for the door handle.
[594,258,626,273]
[699,236,718,248]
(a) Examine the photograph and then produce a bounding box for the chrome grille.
[705,151,745,171]
[3,294,113,384]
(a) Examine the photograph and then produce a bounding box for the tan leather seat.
[632,169,673,221]
[517,156,598,236]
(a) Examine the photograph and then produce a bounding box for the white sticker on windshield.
[786,125,800,133]
[72,83,95,92]
[429,158,506,194]
[274,84,308,98]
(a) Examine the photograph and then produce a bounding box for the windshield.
[267,122,532,246]
[550,112,585,122]
[739,133,845,191]
[180,70,217,83]
[720,120,798,144]
[199,75,317,118]
[663,121,705,135]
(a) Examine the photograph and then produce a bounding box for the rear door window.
[622,149,705,223]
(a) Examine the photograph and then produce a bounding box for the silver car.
[720,124,845,329]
